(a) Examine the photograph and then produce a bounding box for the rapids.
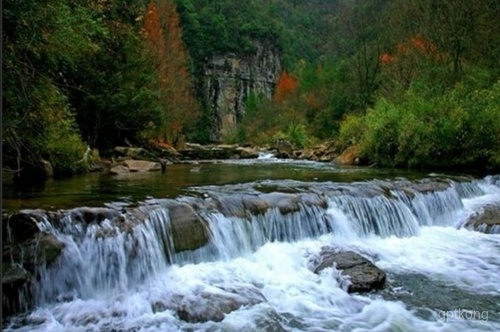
[3,163,500,332]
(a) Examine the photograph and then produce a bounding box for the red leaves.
[383,34,439,65]
[379,53,393,64]
[274,71,298,102]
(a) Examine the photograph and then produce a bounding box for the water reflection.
[3,160,436,210]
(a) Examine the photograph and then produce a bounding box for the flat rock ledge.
[110,159,162,175]
[312,249,386,293]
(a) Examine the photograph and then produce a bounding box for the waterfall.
[17,176,500,309]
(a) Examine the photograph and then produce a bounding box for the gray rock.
[259,192,300,214]
[235,146,259,159]
[464,204,500,234]
[276,139,293,156]
[109,165,130,175]
[123,159,161,172]
[313,250,386,293]
[167,203,209,252]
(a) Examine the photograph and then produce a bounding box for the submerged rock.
[313,249,386,293]
[176,285,266,323]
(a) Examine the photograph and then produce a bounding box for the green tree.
[3,0,98,177]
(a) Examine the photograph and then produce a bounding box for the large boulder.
[273,139,293,158]
[313,249,386,293]
[2,212,66,317]
[167,203,209,252]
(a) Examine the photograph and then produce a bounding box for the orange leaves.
[379,53,393,65]
[379,34,444,92]
[383,34,439,66]
[274,71,298,102]
[142,0,198,145]
[143,1,163,46]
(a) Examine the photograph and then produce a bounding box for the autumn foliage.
[143,0,198,146]
[274,71,298,102]
[378,34,444,91]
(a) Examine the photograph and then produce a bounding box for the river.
[3,156,500,331]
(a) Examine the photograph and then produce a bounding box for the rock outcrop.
[2,211,66,316]
[109,159,163,175]
[312,248,386,293]
[202,41,281,141]
[464,204,500,234]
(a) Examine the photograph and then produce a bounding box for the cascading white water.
[4,176,500,332]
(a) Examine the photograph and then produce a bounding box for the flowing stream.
[3,159,500,332]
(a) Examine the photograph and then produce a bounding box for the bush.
[358,99,401,166]
[337,113,365,149]
[339,81,500,170]
[38,82,87,175]
[286,123,308,148]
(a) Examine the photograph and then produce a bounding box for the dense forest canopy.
[3,0,500,178]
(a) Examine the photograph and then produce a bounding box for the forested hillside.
[3,0,499,179]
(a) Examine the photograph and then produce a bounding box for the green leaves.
[341,82,500,170]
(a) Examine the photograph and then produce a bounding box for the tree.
[2,0,97,177]
[274,71,298,103]
[143,0,199,146]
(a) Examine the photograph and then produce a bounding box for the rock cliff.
[202,41,281,141]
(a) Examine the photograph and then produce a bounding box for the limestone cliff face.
[202,41,282,141]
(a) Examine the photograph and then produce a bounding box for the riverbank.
[7,141,350,181]
[104,140,352,172]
